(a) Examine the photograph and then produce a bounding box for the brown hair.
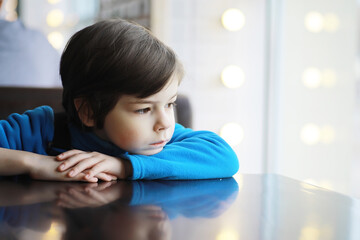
[60,19,183,129]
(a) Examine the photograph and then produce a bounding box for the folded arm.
[127,124,239,180]
[0,107,113,182]
[0,147,98,181]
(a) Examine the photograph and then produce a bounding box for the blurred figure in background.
[0,0,60,87]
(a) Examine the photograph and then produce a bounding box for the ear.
[74,98,95,127]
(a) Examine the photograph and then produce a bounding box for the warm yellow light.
[321,69,336,88]
[42,221,65,240]
[320,125,335,144]
[301,124,320,145]
[302,68,322,89]
[46,9,64,27]
[302,179,319,190]
[221,65,245,89]
[47,31,64,50]
[221,9,245,31]
[300,226,321,240]
[323,13,339,32]
[305,12,324,33]
[319,181,333,191]
[48,0,61,4]
[220,123,244,147]
[216,229,239,240]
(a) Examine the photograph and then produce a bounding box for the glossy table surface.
[0,174,359,240]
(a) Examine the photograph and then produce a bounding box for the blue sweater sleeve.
[127,124,239,180]
[0,106,54,155]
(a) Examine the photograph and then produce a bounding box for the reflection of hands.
[0,181,86,206]
[56,181,122,208]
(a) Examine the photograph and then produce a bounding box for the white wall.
[152,0,267,174]
[267,0,358,195]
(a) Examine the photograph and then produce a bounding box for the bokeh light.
[48,0,61,4]
[305,12,324,33]
[221,9,245,31]
[216,229,239,240]
[47,31,64,50]
[220,122,244,147]
[300,226,321,240]
[301,124,321,145]
[46,9,64,27]
[302,68,322,89]
[221,65,245,89]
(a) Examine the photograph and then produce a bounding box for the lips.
[150,139,169,147]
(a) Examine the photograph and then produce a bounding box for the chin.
[136,148,163,156]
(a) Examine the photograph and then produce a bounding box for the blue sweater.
[0,106,239,180]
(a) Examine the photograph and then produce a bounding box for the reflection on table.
[0,174,359,240]
[0,177,238,240]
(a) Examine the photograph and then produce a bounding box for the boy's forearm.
[0,147,34,175]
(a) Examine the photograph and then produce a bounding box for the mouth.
[150,139,169,147]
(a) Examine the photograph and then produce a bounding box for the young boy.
[0,19,239,182]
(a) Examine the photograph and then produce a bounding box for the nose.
[154,109,172,132]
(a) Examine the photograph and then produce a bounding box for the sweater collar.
[69,123,126,156]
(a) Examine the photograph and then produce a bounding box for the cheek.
[105,118,146,146]
[119,128,143,144]
[107,128,143,152]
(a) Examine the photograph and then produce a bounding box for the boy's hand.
[28,154,98,182]
[56,150,130,181]
[0,145,113,183]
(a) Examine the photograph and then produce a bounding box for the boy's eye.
[135,108,151,114]
[166,102,177,108]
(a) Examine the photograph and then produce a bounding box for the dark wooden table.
[0,174,357,240]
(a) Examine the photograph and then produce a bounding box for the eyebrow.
[128,93,178,104]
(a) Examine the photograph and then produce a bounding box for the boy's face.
[94,76,179,155]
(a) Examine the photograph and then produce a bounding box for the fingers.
[57,152,104,177]
[68,158,103,178]
[83,162,108,180]
[71,172,98,183]
[56,149,84,161]
[56,150,120,182]
[94,172,117,182]
[58,152,95,172]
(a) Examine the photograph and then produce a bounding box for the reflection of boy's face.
[103,205,172,240]
[94,76,179,155]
